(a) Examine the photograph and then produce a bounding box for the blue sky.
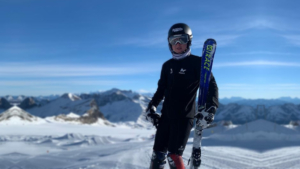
[1,0,300,99]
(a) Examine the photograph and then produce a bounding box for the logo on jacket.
[170,68,173,74]
[179,68,186,74]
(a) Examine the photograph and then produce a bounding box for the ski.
[189,38,217,169]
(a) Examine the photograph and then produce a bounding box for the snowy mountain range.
[0,88,300,125]
[0,88,160,127]
[215,103,300,124]
[219,97,300,107]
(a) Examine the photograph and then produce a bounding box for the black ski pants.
[153,116,194,156]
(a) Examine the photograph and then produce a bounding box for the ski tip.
[205,38,217,44]
[206,38,216,41]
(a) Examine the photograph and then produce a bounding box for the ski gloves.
[146,102,160,128]
[195,106,217,129]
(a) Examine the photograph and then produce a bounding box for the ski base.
[188,146,201,169]
[188,157,201,169]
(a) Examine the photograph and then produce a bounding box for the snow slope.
[0,119,300,168]
[209,119,300,141]
[1,138,300,169]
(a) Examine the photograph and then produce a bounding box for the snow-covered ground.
[0,119,300,169]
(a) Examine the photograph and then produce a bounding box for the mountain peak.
[0,106,44,124]
[0,97,13,110]
[19,97,37,109]
[61,93,81,101]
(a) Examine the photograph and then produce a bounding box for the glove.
[146,102,161,128]
[195,105,216,129]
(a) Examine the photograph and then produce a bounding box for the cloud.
[0,62,161,77]
[214,61,300,68]
[189,16,300,48]
[119,17,277,48]
[191,17,280,33]
[222,51,297,56]
[239,19,285,31]
[281,35,300,46]
[192,34,242,48]
[0,80,125,86]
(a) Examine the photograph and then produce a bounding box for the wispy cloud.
[0,79,129,96]
[222,51,297,56]
[119,17,277,48]
[282,35,300,46]
[256,16,300,32]
[240,19,285,31]
[230,17,298,32]
[214,61,300,68]
[0,62,161,77]
[190,16,299,47]
[192,34,242,48]
[0,80,125,86]
[191,17,282,33]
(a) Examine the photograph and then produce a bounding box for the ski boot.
[150,151,166,169]
[167,153,185,169]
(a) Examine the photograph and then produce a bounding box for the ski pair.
[188,38,217,169]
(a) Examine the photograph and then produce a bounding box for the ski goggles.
[168,34,189,45]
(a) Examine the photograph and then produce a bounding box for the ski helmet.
[168,23,193,52]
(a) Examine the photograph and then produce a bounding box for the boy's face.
[171,43,187,54]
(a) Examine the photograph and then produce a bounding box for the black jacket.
[151,54,219,119]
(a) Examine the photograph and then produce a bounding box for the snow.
[66,112,80,118]
[0,106,47,125]
[0,118,300,169]
[43,115,111,126]
[208,119,300,143]
[1,116,46,125]
[66,93,82,101]
[2,89,300,168]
